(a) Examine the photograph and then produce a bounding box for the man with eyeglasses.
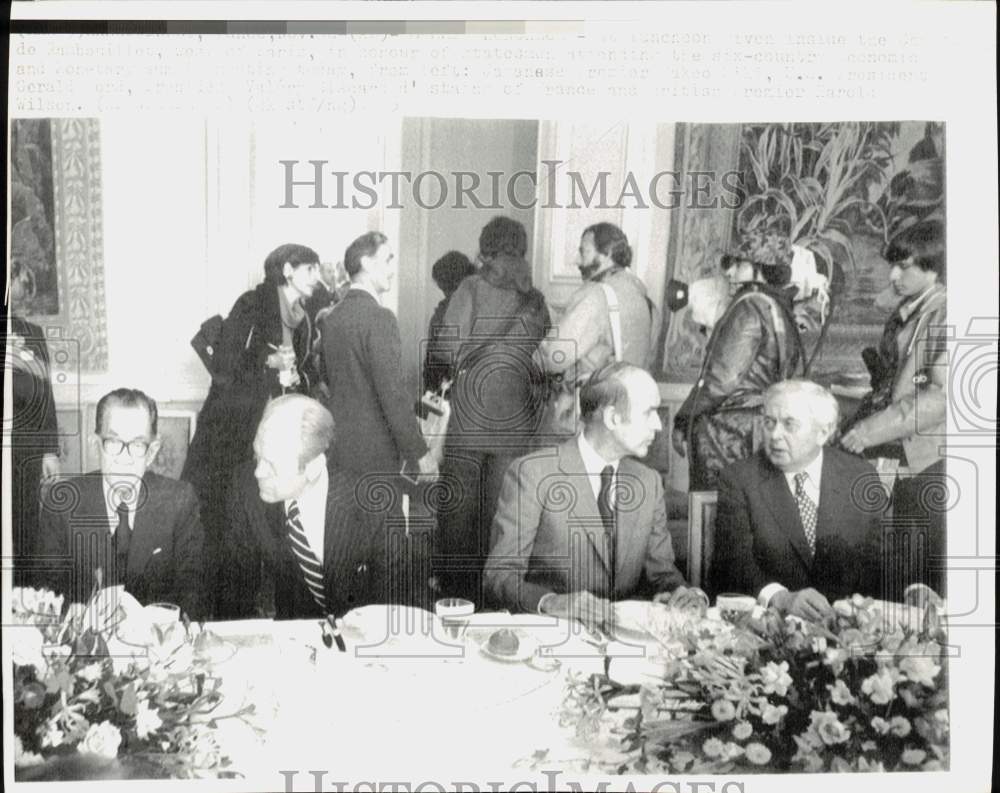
[37,388,206,619]
[710,380,883,621]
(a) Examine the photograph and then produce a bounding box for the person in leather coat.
[182,243,321,618]
[673,230,804,491]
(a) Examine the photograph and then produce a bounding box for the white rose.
[78,662,105,683]
[135,699,164,740]
[77,721,122,759]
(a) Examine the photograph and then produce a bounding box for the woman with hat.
[672,227,805,490]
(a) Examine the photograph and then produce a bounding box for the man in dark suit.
[10,312,61,575]
[36,389,205,618]
[485,363,703,627]
[319,231,438,485]
[712,380,884,621]
[221,394,389,620]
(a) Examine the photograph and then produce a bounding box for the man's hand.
[840,426,868,455]
[540,591,613,630]
[265,345,296,371]
[771,588,833,622]
[415,450,439,483]
[653,585,709,612]
[671,428,687,459]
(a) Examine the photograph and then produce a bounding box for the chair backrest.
[687,490,718,590]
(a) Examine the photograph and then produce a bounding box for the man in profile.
[712,380,884,620]
[485,362,702,627]
[222,394,389,620]
[320,231,438,489]
[37,388,205,618]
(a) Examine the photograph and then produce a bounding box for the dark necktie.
[598,465,617,593]
[285,500,328,612]
[111,502,131,585]
[794,472,818,557]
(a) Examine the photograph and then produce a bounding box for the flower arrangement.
[560,594,948,774]
[10,587,254,780]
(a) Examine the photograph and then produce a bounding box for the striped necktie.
[598,465,617,593]
[285,500,328,612]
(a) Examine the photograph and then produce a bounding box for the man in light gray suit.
[485,362,703,627]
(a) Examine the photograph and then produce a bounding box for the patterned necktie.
[111,502,131,584]
[793,472,817,556]
[598,465,617,590]
[285,500,328,612]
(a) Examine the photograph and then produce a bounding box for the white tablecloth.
[203,610,646,784]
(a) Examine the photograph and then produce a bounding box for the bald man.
[221,394,389,620]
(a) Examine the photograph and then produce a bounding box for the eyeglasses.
[100,437,152,457]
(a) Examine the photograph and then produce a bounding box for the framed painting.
[149,410,198,480]
[10,118,109,372]
[54,407,84,476]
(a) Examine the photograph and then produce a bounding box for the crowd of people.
[10,215,948,626]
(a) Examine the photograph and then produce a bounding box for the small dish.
[479,629,537,663]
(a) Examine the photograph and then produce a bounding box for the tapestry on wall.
[10,118,108,373]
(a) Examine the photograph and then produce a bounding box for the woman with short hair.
[182,242,321,618]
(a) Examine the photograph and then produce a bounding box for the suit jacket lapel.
[815,451,838,548]
[558,440,612,577]
[759,458,813,569]
[127,476,162,580]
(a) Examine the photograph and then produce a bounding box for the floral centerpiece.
[560,594,948,773]
[10,587,254,780]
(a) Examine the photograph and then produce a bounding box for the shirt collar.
[349,282,382,304]
[284,467,329,515]
[577,432,619,477]
[783,448,824,489]
[897,283,941,322]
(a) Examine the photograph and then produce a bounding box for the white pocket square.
[151,548,162,556]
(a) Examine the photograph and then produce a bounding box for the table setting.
[10,584,948,780]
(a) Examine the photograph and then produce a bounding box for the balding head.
[253,395,335,502]
[581,362,662,459]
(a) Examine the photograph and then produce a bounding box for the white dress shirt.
[577,432,621,507]
[285,472,329,566]
[758,449,824,607]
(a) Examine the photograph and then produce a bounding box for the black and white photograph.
[3,3,996,792]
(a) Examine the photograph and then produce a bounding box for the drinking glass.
[146,602,182,649]
[716,594,757,629]
[435,598,474,642]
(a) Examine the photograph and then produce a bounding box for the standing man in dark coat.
[712,380,884,620]
[320,232,438,606]
[9,316,61,577]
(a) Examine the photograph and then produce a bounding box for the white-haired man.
[222,394,389,620]
[712,380,883,621]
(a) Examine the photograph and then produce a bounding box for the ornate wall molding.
[32,119,109,373]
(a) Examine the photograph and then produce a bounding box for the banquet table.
[199,608,675,784]
[199,598,932,786]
